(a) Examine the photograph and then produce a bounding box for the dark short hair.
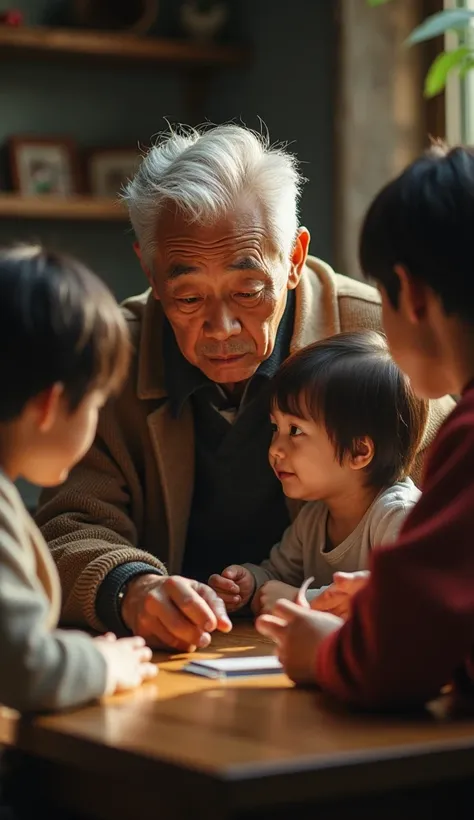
[0,245,130,422]
[270,331,427,489]
[359,143,474,323]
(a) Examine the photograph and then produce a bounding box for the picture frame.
[9,136,80,196]
[87,147,141,198]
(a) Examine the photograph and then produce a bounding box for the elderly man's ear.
[134,242,159,299]
[288,228,310,290]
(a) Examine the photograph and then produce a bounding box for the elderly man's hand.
[121,574,232,651]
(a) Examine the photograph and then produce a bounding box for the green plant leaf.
[460,54,474,78]
[424,46,470,96]
[406,9,474,46]
[366,0,392,6]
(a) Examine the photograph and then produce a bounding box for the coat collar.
[128,256,340,401]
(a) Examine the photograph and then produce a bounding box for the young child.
[209,331,425,615]
[257,144,474,710]
[0,245,157,714]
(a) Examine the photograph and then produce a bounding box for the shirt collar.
[164,290,295,418]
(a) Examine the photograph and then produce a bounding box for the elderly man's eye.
[235,291,260,301]
[177,296,201,305]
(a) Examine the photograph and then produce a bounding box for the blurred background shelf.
[0,194,128,221]
[0,25,249,67]
[0,1,331,303]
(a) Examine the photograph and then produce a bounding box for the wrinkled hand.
[94,634,157,695]
[310,571,370,620]
[256,600,343,685]
[208,565,256,612]
[121,574,232,651]
[252,580,299,615]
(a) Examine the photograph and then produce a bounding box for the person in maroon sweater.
[256,143,474,710]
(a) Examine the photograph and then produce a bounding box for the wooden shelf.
[0,194,128,221]
[0,25,249,67]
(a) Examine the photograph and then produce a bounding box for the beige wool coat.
[36,257,455,631]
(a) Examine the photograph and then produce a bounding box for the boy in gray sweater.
[210,331,425,614]
[0,246,157,714]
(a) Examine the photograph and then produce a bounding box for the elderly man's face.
[142,201,309,387]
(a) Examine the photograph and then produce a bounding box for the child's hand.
[208,565,256,612]
[256,600,343,685]
[252,580,299,615]
[95,634,157,695]
[310,571,370,620]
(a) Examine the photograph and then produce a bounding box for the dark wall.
[208,0,335,264]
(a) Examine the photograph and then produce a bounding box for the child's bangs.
[271,379,327,424]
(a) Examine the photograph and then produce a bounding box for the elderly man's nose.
[204,304,241,339]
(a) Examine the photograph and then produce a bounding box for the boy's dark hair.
[359,143,474,323]
[270,331,427,489]
[0,245,130,422]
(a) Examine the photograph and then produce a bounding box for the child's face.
[22,387,107,487]
[269,407,358,501]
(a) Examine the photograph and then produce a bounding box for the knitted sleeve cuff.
[95,561,164,635]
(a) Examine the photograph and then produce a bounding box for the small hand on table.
[252,580,300,615]
[208,565,256,612]
[254,572,369,684]
[310,570,370,619]
[256,600,343,685]
[208,569,305,616]
[94,633,157,694]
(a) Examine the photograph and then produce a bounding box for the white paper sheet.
[183,655,283,679]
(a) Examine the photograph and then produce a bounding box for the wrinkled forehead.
[153,200,284,277]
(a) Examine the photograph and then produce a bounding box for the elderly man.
[37,124,453,652]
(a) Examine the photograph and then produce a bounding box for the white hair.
[123,124,305,271]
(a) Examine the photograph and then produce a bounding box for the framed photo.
[9,136,80,196]
[87,148,141,198]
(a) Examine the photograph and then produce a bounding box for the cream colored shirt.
[244,478,420,599]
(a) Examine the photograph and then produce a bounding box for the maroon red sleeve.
[315,397,474,709]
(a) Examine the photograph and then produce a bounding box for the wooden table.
[2,624,474,819]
